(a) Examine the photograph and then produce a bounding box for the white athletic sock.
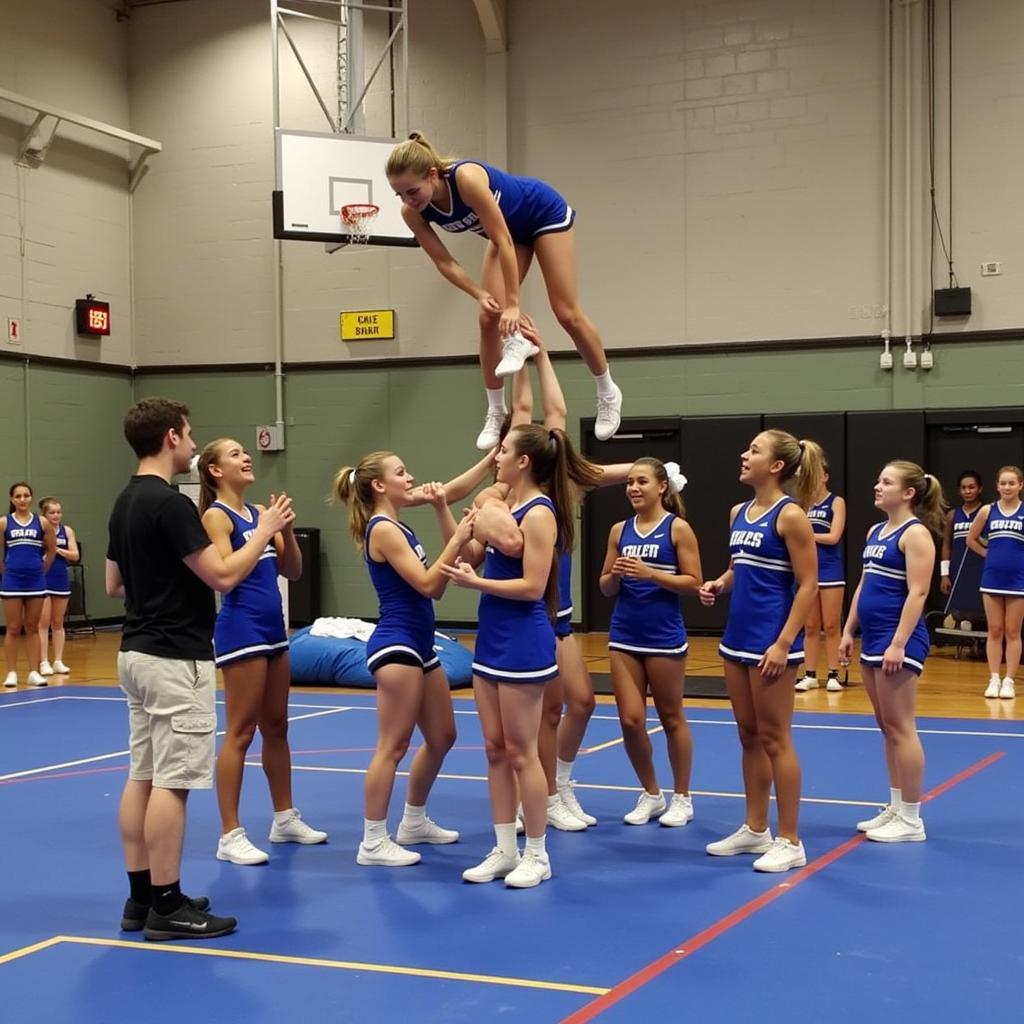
[889,787,902,808]
[401,803,426,826]
[363,818,387,845]
[524,834,547,857]
[593,369,616,400]
[555,757,574,789]
[272,808,295,826]
[494,822,518,859]
[900,800,921,824]
[486,386,506,413]
[546,793,560,809]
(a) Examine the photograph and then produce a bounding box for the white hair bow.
[664,461,688,495]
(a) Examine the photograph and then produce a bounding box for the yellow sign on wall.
[340,309,395,341]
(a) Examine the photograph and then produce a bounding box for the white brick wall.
[0,0,132,363]
[6,0,1022,366]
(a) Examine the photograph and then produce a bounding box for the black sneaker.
[121,895,210,932]
[142,901,236,941]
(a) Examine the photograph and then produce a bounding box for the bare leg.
[820,587,845,673]
[862,665,899,789]
[539,674,563,794]
[119,778,153,872]
[37,596,52,664]
[555,634,596,763]
[533,229,609,376]
[610,651,658,793]
[750,664,801,842]
[478,241,534,389]
[647,655,692,795]
[475,676,515,823]
[257,653,294,812]
[364,663,425,821]
[802,596,822,677]
[723,660,771,832]
[21,598,43,671]
[873,668,924,802]
[3,599,23,673]
[405,667,457,807]
[145,787,188,885]
[216,658,269,833]
[498,681,547,838]
[984,593,1006,676]
[1003,597,1024,679]
[50,596,69,665]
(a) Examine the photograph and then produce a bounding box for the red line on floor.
[560,750,1007,1024]
[0,765,128,786]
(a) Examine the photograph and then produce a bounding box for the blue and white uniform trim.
[979,500,1024,597]
[44,523,72,597]
[1,512,48,598]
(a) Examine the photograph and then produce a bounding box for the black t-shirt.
[107,475,216,660]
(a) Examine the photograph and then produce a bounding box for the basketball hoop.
[340,203,380,245]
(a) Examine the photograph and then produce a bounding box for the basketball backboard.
[272,130,416,247]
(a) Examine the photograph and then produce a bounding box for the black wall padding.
[844,411,925,588]
[581,417,683,632]
[680,414,763,633]
[289,527,321,626]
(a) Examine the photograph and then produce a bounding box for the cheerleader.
[386,133,623,448]
[334,453,478,867]
[839,462,945,841]
[940,470,982,600]
[967,465,1024,700]
[469,321,627,830]
[37,497,78,677]
[197,440,328,865]
[796,463,847,692]
[442,424,588,888]
[599,459,701,826]
[2,482,56,688]
[699,433,820,872]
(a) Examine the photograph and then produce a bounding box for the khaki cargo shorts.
[118,651,216,790]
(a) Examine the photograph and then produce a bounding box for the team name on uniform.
[864,543,887,559]
[730,529,763,549]
[807,508,829,521]
[990,518,1024,533]
[621,542,662,559]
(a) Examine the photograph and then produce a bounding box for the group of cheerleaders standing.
[1,483,77,688]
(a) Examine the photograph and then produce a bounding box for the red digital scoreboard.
[75,298,110,336]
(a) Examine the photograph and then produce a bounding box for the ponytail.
[331,451,395,548]
[385,131,454,179]
[888,460,949,534]
[762,430,825,510]
[196,439,231,515]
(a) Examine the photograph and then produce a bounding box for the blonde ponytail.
[888,461,949,534]
[332,451,395,548]
[762,430,825,510]
[385,131,454,179]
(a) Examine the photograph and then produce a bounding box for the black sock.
[827,668,840,678]
[152,880,185,916]
[127,869,152,905]
[805,670,817,678]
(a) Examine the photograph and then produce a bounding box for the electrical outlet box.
[981,261,1002,276]
[880,351,893,370]
[921,349,934,370]
[903,349,917,369]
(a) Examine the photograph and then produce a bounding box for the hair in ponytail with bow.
[631,457,687,517]
[886,460,949,534]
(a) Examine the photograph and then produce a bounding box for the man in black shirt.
[107,397,293,940]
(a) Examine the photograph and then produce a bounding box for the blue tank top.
[556,547,572,623]
[479,495,556,623]
[729,497,797,603]
[950,505,979,573]
[213,502,282,617]
[3,512,45,573]
[420,160,568,243]
[46,524,71,589]
[858,518,922,628]
[364,516,435,635]
[808,493,844,580]
[981,501,1024,579]
[610,512,686,650]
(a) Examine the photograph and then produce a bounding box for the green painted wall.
[0,362,133,621]
[134,337,1024,623]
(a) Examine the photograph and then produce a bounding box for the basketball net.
[340,203,379,246]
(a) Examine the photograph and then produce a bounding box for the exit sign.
[340,309,395,341]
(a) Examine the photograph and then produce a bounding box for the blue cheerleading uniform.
[44,524,72,597]
[949,506,979,580]
[473,496,559,684]
[857,518,931,675]
[979,501,1024,597]
[364,516,440,674]
[212,502,288,668]
[720,497,805,666]
[555,547,573,639]
[1,513,48,598]
[609,513,687,657]
[808,493,844,588]
[420,160,575,246]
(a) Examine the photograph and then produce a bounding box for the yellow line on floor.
[50,936,609,995]
[0,936,64,966]
[272,763,880,807]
